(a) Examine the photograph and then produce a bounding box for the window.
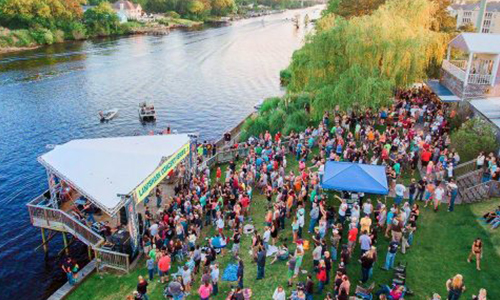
[483,19,491,27]
[482,27,490,33]
[485,12,493,19]
[462,17,472,24]
[464,11,472,17]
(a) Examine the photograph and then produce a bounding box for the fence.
[461,180,500,203]
[454,159,477,178]
[94,247,130,273]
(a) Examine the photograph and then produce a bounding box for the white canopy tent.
[39,134,191,216]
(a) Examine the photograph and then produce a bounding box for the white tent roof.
[39,134,190,215]
[449,33,500,54]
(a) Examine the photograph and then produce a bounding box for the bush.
[12,29,36,47]
[268,108,287,134]
[52,29,65,43]
[30,28,54,45]
[283,110,309,135]
[165,11,181,18]
[280,68,292,87]
[259,97,281,114]
[66,22,87,40]
[451,118,499,162]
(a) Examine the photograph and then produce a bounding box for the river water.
[0,6,322,299]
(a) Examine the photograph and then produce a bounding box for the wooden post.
[41,228,48,254]
[62,232,69,255]
[88,245,93,261]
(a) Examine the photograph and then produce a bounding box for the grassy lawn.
[68,156,500,300]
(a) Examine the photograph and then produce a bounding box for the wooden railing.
[454,159,477,178]
[449,60,467,70]
[461,180,500,203]
[94,247,130,273]
[27,195,132,273]
[27,203,104,246]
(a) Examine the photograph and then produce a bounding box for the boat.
[99,109,118,122]
[139,102,156,122]
[254,99,264,111]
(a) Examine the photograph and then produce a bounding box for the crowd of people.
[122,87,490,300]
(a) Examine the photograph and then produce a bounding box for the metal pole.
[41,228,48,253]
[62,232,69,255]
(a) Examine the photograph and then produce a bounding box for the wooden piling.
[62,232,69,255]
[41,228,48,253]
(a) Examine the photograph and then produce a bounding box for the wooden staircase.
[454,159,500,203]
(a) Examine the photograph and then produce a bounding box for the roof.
[426,80,461,102]
[450,1,500,12]
[449,33,500,54]
[113,0,140,11]
[321,162,389,195]
[39,134,190,215]
[470,97,500,127]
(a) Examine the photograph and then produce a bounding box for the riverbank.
[0,17,202,55]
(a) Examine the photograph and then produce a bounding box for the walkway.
[47,259,96,300]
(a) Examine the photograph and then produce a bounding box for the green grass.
[68,156,500,300]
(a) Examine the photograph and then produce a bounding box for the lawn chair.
[355,282,375,300]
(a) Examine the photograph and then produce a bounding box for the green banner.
[134,143,190,203]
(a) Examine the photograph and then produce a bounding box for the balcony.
[442,59,493,86]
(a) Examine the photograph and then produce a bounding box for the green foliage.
[29,28,54,44]
[11,29,36,46]
[0,0,85,29]
[259,97,281,114]
[283,110,308,134]
[328,0,386,18]
[451,118,499,162]
[83,2,121,37]
[287,0,446,113]
[279,68,292,87]
[458,22,475,33]
[165,11,181,18]
[211,0,235,16]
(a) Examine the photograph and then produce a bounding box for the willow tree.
[287,0,447,115]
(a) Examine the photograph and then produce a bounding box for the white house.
[449,0,500,33]
[112,0,143,20]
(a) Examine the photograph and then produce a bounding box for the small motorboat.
[99,109,118,122]
[139,102,156,122]
[254,99,264,111]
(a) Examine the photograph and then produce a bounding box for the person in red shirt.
[421,149,432,167]
[240,195,250,216]
[216,167,221,182]
[158,252,171,283]
[347,224,359,254]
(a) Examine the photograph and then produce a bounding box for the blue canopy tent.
[321,162,389,195]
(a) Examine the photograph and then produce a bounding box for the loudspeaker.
[119,207,128,226]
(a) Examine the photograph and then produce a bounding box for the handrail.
[454,159,477,178]
[468,73,493,85]
[443,59,466,81]
[27,203,104,246]
[94,247,130,273]
[461,180,500,203]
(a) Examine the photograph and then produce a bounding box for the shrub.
[451,118,499,162]
[165,11,181,18]
[52,29,65,43]
[280,68,292,87]
[268,108,287,134]
[30,28,54,45]
[283,110,309,135]
[259,97,281,114]
[12,29,36,47]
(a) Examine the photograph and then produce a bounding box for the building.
[112,0,143,20]
[449,0,500,33]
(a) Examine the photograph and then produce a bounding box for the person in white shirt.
[362,200,373,216]
[273,286,286,300]
[433,185,445,212]
[263,227,271,250]
[395,183,406,205]
[476,152,485,169]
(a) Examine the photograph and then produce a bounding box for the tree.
[429,0,456,33]
[458,22,475,33]
[331,0,386,18]
[451,118,499,162]
[287,0,446,113]
[211,0,235,16]
[0,0,85,28]
[84,2,120,36]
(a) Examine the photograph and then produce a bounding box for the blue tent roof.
[321,162,389,195]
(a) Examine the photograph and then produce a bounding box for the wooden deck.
[47,259,96,300]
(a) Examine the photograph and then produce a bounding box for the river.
[0,6,323,299]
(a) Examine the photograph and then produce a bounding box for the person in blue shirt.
[296,142,303,161]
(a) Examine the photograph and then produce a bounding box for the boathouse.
[27,134,196,273]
